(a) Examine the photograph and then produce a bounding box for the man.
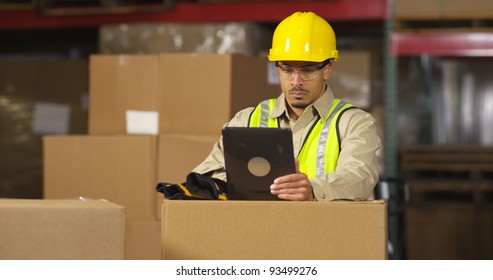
[192,11,381,201]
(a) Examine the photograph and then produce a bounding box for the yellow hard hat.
[268,11,339,62]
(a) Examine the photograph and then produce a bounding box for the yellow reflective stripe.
[318,101,351,176]
[249,102,263,127]
[249,99,278,128]
[315,99,341,176]
[299,99,353,178]
[259,99,270,127]
[266,99,278,127]
[298,120,321,177]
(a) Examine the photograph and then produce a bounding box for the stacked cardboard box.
[0,198,125,260]
[88,53,279,136]
[43,135,158,221]
[43,53,280,259]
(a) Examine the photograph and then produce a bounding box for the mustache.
[289,87,309,93]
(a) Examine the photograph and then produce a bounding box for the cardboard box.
[443,0,493,18]
[329,51,371,109]
[155,133,218,218]
[395,0,493,19]
[157,53,278,135]
[89,55,160,135]
[0,198,125,260]
[394,0,442,19]
[88,53,279,136]
[43,135,158,220]
[157,133,217,183]
[125,219,162,260]
[161,200,388,260]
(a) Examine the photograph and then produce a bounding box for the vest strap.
[316,100,348,177]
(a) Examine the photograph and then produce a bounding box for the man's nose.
[290,70,304,85]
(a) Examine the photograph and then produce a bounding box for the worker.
[192,11,382,201]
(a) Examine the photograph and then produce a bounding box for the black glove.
[156,172,228,200]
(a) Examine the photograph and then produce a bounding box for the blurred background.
[1,0,492,260]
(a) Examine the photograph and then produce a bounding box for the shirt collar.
[269,86,335,123]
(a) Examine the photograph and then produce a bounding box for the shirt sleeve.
[310,109,382,201]
[191,107,254,181]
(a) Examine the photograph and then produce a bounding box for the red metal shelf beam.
[0,0,387,30]
[392,32,493,57]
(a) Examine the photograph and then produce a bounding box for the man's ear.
[323,64,333,80]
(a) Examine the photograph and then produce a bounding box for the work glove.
[156,172,228,200]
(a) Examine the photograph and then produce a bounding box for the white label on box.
[32,102,71,135]
[126,110,159,135]
[267,62,280,85]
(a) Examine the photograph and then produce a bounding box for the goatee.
[291,101,308,109]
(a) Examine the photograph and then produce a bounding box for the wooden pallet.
[401,145,493,173]
[407,179,493,205]
[401,145,493,205]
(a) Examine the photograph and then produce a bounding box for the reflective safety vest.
[248,98,354,178]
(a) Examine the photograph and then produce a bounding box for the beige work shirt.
[193,86,382,201]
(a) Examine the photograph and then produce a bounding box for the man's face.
[276,61,332,111]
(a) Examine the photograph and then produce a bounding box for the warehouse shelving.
[392,32,493,56]
[0,0,387,30]
[386,0,493,259]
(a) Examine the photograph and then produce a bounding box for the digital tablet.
[222,127,296,200]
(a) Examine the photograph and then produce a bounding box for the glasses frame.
[275,61,329,81]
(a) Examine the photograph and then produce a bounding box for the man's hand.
[270,159,315,201]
